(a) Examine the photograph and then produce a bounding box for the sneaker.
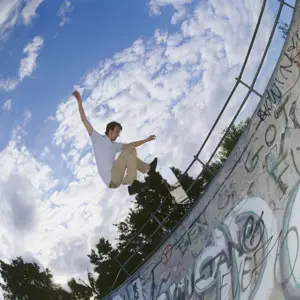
[147,158,157,175]
[128,180,149,195]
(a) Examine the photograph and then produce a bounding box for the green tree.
[87,238,120,297]
[201,160,223,185]
[202,118,250,184]
[218,118,250,162]
[0,257,71,300]
[67,277,94,300]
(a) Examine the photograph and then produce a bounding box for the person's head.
[105,121,122,141]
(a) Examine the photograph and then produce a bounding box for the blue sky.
[0,0,296,295]
[0,0,177,151]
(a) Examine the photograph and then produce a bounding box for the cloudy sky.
[0,0,295,295]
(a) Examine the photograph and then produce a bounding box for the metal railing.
[105,0,295,296]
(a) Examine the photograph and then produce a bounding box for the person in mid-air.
[73,91,157,195]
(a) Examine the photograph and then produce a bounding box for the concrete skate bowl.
[104,1,300,299]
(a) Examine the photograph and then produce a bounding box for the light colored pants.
[109,145,150,188]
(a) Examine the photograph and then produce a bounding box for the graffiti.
[154,196,300,300]
[212,179,245,228]
[162,244,173,264]
[289,98,300,128]
[265,124,277,147]
[257,28,300,122]
[215,180,239,211]
[245,116,300,198]
[278,183,300,298]
[109,191,300,300]
[132,283,139,300]
[175,219,206,259]
[244,144,264,173]
[257,85,279,122]
[155,197,275,300]
[240,29,300,291]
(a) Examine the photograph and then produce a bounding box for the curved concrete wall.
[105,1,300,299]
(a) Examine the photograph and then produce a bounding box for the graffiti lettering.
[242,211,265,253]
[240,255,253,293]
[215,181,238,214]
[276,226,299,284]
[247,100,300,196]
[257,102,272,122]
[245,145,264,172]
[280,53,294,81]
[265,124,276,147]
[289,99,300,128]
[175,217,207,259]
[267,82,282,104]
[154,198,273,300]
[257,85,283,122]
[274,93,292,120]
[155,216,299,300]
[257,30,300,121]
[133,283,139,300]
[126,279,145,300]
[162,244,173,264]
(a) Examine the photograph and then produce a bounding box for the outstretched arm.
[122,135,156,150]
[73,91,93,136]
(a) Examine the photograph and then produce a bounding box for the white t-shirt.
[90,129,122,187]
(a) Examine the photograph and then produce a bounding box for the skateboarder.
[73,91,157,195]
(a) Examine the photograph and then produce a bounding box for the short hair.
[105,121,122,135]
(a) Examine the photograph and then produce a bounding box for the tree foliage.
[0,257,72,300]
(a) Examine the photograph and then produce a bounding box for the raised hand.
[146,135,156,142]
[72,90,82,103]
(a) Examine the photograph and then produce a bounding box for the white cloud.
[41,146,50,158]
[0,0,22,42]
[48,235,90,276]
[19,36,44,81]
[57,0,74,27]
[2,173,37,233]
[0,78,18,91]
[0,35,44,92]
[23,109,32,126]
[0,0,44,42]
[3,98,12,111]
[148,0,192,24]
[21,0,44,25]
[148,0,191,15]
[0,136,58,247]
[0,2,45,92]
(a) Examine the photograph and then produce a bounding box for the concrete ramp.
[105,1,300,299]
